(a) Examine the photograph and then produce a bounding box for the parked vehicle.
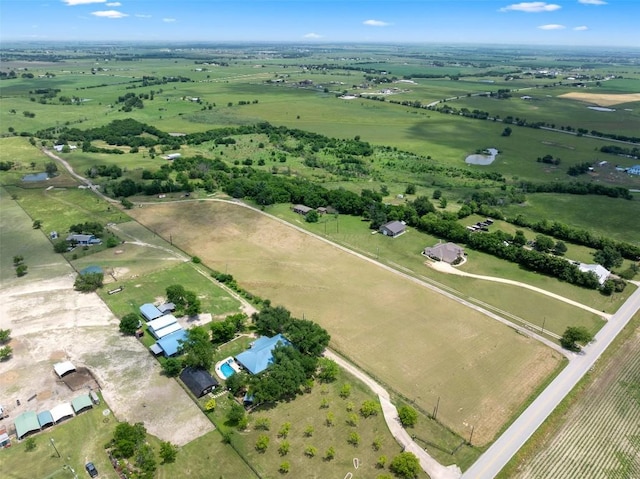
[85,462,98,477]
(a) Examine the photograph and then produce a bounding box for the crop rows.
[517,335,640,478]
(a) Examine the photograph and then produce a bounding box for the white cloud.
[63,0,105,5]
[500,2,561,12]
[163,18,176,23]
[135,14,151,18]
[538,24,566,30]
[106,1,121,6]
[573,25,589,30]
[363,19,390,27]
[91,10,128,18]
[578,0,606,5]
[304,33,322,39]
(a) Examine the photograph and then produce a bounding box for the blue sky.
[1,0,638,47]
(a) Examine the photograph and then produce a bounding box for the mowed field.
[515,311,640,479]
[129,199,564,445]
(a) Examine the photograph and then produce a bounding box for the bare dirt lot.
[0,269,213,446]
[558,91,640,106]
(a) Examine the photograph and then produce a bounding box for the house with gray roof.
[379,220,406,238]
[423,242,465,264]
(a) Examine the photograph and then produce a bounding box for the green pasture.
[0,398,116,479]
[0,186,71,285]
[97,261,242,319]
[501,193,640,246]
[205,368,429,479]
[266,204,614,329]
[449,89,640,137]
[3,186,127,238]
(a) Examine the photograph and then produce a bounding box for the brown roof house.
[379,220,406,238]
[423,242,465,264]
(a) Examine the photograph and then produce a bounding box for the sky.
[1,0,638,48]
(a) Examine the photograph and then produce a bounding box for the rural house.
[235,334,290,375]
[65,234,101,245]
[628,165,640,176]
[180,367,219,397]
[578,263,610,285]
[379,220,406,238]
[423,242,465,264]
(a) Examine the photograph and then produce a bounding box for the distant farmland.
[130,199,564,446]
[515,312,640,479]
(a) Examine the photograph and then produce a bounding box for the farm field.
[128,199,565,446]
[514,310,640,479]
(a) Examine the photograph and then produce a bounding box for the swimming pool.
[220,361,236,379]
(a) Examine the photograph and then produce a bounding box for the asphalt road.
[462,283,640,479]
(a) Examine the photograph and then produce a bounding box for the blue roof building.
[156,329,188,357]
[628,165,640,176]
[235,334,290,375]
[37,410,54,428]
[140,303,163,322]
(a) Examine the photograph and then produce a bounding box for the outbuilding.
[379,220,406,238]
[15,411,41,439]
[37,410,54,429]
[71,394,93,414]
[140,303,164,322]
[50,403,74,424]
[293,204,313,215]
[53,361,76,378]
[180,367,219,397]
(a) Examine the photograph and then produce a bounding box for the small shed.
[15,411,41,439]
[50,403,74,424]
[293,204,313,215]
[71,394,93,414]
[53,361,76,378]
[140,303,163,322]
[180,367,219,398]
[379,220,406,238]
[38,410,54,429]
[158,302,176,314]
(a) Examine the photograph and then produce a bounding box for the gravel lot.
[0,268,213,446]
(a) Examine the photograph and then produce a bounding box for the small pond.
[22,172,49,182]
[465,148,499,165]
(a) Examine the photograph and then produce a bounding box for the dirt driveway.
[0,267,213,446]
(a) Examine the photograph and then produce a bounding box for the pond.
[465,148,499,165]
[22,172,49,182]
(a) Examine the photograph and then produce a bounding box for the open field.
[128,199,564,446]
[558,91,640,106]
[513,310,640,479]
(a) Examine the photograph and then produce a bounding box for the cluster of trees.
[0,161,14,171]
[567,162,593,177]
[518,180,632,200]
[166,284,201,317]
[0,329,12,361]
[417,215,603,289]
[74,271,104,292]
[108,422,177,478]
[224,305,331,404]
[537,154,561,166]
[13,255,27,277]
[116,92,144,111]
[210,313,246,345]
[86,164,123,179]
[69,221,104,237]
[509,216,640,261]
[599,144,640,159]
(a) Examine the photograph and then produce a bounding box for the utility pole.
[50,437,60,458]
[541,317,546,335]
[468,425,475,445]
[433,396,440,420]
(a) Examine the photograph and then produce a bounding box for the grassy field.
[506,311,640,479]
[0,186,70,286]
[265,204,615,332]
[97,261,242,319]
[204,367,429,479]
[128,199,564,446]
[0,397,117,479]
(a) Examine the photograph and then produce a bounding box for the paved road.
[462,284,640,479]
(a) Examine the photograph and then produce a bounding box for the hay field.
[558,91,640,106]
[130,200,563,445]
